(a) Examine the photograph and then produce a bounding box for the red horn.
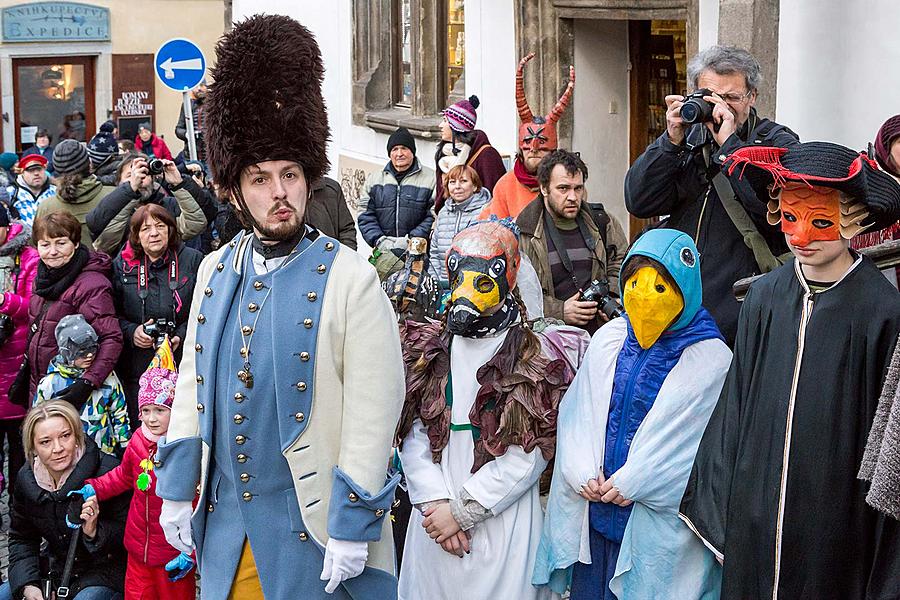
[547,65,575,125]
[516,53,536,123]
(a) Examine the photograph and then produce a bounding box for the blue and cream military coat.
[155,230,404,598]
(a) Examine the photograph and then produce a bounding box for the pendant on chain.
[237,362,254,388]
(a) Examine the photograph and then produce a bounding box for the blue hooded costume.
[533,229,732,599]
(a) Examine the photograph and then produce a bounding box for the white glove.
[160,499,194,554]
[320,538,368,594]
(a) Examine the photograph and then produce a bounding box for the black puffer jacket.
[112,243,203,420]
[8,438,129,598]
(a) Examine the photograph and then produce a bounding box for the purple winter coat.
[0,224,39,420]
[27,251,123,399]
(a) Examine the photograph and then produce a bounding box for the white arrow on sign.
[159,56,204,80]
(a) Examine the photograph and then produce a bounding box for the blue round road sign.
[155,38,206,92]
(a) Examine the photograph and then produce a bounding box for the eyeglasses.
[717,90,753,105]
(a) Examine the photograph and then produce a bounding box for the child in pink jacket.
[75,367,195,600]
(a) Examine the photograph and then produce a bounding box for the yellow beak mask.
[623,267,684,349]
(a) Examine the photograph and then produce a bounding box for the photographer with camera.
[0,401,128,600]
[112,204,202,428]
[624,45,799,346]
[517,149,628,334]
[86,154,207,256]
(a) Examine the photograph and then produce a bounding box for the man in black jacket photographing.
[625,44,799,345]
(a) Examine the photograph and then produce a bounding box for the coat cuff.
[155,435,201,501]
[327,466,400,542]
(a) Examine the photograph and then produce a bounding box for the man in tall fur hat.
[680,141,900,599]
[154,15,404,599]
[480,53,575,221]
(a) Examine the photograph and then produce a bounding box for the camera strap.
[56,525,81,597]
[543,210,596,289]
[138,252,181,322]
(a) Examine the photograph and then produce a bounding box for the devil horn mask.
[516,53,575,153]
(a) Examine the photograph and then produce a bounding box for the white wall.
[572,19,630,228]
[697,0,720,52]
[232,0,517,179]
[777,0,900,149]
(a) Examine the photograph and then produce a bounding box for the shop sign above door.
[2,2,110,43]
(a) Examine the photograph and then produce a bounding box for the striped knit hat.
[442,95,480,133]
[53,139,90,175]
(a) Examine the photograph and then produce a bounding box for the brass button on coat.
[294,412,305,422]
[204,287,212,297]
[241,325,253,336]
[248,303,258,312]
[196,403,205,413]
[196,376,204,384]
[207,504,215,513]
[153,459,162,468]
[348,492,359,503]
[317,264,327,274]
[375,509,385,517]
[198,314,206,324]
[325,242,335,251]
[253,281,264,290]
[303,318,313,328]
[296,381,307,391]
[195,343,203,352]
[235,435,247,445]
[307,292,317,302]
[216,263,224,272]
[237,453,248,463]
[240,473,251,483]
[242,492,252,502]
[299,352,310,362]
[239,347,249,358]
[234,414,245,424]
[298,532,308,541]
[234,393,246,403]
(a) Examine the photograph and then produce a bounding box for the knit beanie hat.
[99,120,116,134]
[55,314,99,365]
[387,127,416,156]
[87,130,118,169]
[874,115,900,176]
[0,153,17,171]
[442,95,480,133]
[138,367,177,409]
[53,139,90,175]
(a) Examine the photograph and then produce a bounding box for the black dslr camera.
[144,318,177,345]
[148,158,166,176]
[579,279,624,320]
[680,88,715,125]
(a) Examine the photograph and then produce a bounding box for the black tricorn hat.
[724,141,900,232]
[205,14,330,192]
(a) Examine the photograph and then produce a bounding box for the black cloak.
[680,255,900,599]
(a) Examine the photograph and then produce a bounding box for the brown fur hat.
[205,14,330,192]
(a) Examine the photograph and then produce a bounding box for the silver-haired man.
[624,45,799,346]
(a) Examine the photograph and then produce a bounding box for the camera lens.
[148,159,165,175]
